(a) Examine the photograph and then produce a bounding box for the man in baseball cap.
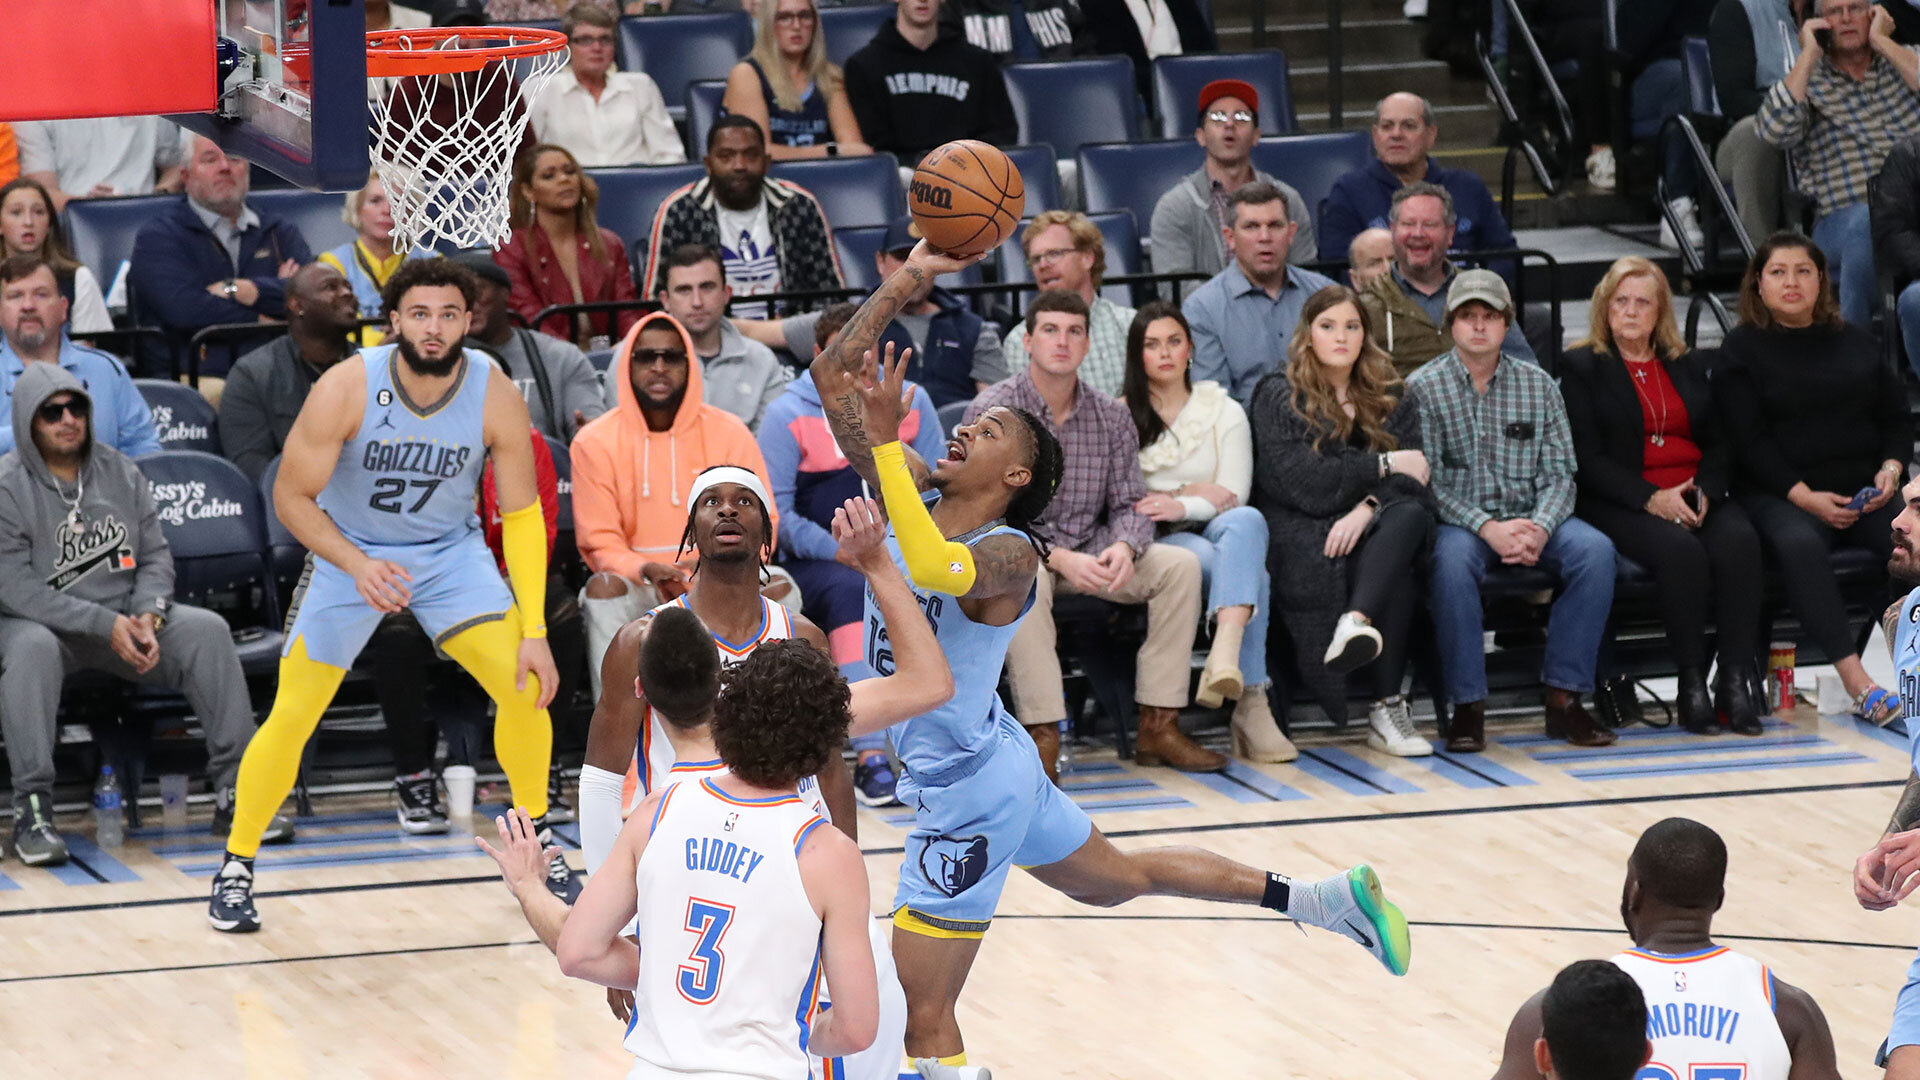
[453,248,608,443]
[1406,266,1619,755]
[1150,78,1317,298]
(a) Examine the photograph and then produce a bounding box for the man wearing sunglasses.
[1150,78,1316,301]
[0,255,161,458]
[0,366,273,866]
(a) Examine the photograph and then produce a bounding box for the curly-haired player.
[812,241,1414,1079]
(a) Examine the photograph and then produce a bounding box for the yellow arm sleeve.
[501,501,549,638]
[873,441,976,596]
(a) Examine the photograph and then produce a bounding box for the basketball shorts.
[1884,948,1920,1064]
[283,536,515,669]
[891,714,1093,937]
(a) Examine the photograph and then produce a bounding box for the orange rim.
[364,26,568,77]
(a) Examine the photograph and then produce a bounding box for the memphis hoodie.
[0,365,173,640]
[842,20,1020,163]
[569,310,780,581]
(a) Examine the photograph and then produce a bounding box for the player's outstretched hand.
[855,340,914,446]
[353,558,413,613]
[833,497,890,571]
[906,239,990,278]
[476,806,561,899]
[516,637,560,710]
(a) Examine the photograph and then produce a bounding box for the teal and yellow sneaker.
[1297,864,1412,976]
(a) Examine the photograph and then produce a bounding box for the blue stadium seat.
[133,379,219,453]
[137,450,284,673]
[820,4,892,68]
[544,434,573,534]
[1078,139,1204,229]
[770,153,904,230]
[258,455,306,612]
[586,163,708,270]
[685,78,729,160]
[252,188,358,256]
[64,194,179,291]
[994,210,1141,308]
[1004,57,1141,158]
[1681,36,1721,119]
[834,225,890,290]
[936,398,971,437]
[1249,130,1372,227]
[618,12,753,122]
[1151,51,1296,138]
[1000,144,1062,215]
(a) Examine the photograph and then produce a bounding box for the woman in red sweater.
[494,144,639,348]
[1560,257,1764,736]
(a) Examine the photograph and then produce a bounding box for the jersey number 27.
[676,898,736,1005]
[368,477,443,514]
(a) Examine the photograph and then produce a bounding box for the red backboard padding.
[0,0,218,121]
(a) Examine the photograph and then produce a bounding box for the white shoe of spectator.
[1586,147,1617,192]
[1404,0,1429,17]
[1659,197,1705,252]
[1366,696,1432,758]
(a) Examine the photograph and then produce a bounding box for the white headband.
[687,466,773,517]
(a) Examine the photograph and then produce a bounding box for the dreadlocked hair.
[1003,407,1064,556]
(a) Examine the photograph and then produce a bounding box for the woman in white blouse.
[1124,301,1294,763]
[0,178,111,334]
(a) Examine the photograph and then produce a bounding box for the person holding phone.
[1720,233,1909,724]
[1560,258,1765,736]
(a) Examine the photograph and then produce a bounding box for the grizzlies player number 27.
[368,477,443,514]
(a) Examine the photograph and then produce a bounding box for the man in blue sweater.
[0,255,160,457]
[1318,93,1516,264]
[128,135,311,385]
[756,302,947,806]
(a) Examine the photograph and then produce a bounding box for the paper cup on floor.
[1816,675,1853,716]
[443,765,477,820]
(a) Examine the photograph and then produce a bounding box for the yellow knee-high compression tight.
[228,637,348,858]
[441,610,552,820]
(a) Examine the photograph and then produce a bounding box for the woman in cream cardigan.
[1123,301,1295,763]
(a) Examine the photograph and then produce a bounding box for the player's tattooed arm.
[1888,770,1920,835]
[1885,600,1905,662]
[962,533,1040,601]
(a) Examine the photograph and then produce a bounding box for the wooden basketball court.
[2,705,1913,1079]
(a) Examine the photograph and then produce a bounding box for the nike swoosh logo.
[1344,919,1375,949]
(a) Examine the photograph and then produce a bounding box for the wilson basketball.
[908,141,1026,259]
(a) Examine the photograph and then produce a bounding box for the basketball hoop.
[364,26,570,252]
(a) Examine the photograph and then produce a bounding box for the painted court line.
[1568,751,1874,782]
[1529,734,1829,764]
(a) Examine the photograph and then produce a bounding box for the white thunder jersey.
[627,776,830,1080]
[1611,946,1791,1080]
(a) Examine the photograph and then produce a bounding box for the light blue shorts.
[891,714,1093,937]
[283,535,513,668]
[1883,949,1920,1066]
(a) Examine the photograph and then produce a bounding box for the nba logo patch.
[724,812,738,833]
[919,834,989,898]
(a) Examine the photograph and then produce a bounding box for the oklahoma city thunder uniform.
[284,345,513,666]
[627,777,829,1080]
[1881,587,1920,1059]
[864,498,1094,938]
[1612,946,1791,1080]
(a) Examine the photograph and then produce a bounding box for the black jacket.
[938,0,1090,62]
[1872,134,1920,286]
[843,21,1020,162]
[1560,345,1731,516]
[1080,0,1215,98]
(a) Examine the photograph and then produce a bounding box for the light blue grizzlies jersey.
[1894,586,1920,770]
[318,344,492,550]
[862,495,1037,778]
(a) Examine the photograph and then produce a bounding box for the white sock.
[577,764,626,876]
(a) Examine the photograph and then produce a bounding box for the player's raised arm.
[831,497,955,736]
[483,367,558,710]
[810,240,985,490]
[557,788,657,989]
[797,823,878,1059]
[581,616,654,876]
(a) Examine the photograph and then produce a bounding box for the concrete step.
[1214,17,1426,64]
[1288,58,1490,111]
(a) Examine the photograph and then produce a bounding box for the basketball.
[908,141,1026,259]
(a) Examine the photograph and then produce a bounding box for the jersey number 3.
[1639,1066,1747,1080]
[676,898,736,1005]
[368,477,443,514]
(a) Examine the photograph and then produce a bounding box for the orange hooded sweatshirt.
[570,310,780,581]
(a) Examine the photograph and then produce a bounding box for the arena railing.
[1475,0,1575,218]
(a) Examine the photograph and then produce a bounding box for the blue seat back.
[251,188,357,256]
[64,194,180,288]
[1079,139,1203,227]
[258,455,306,606]
[819,4,892,68]
[137,450,277,623]
[618,12,753,122]
[770,153,904,230]
[994,210,1140,308]
[1681,36,1721,119]
[1151,50,1295,138]
[1004,57,1140,158]
[1248,130,1372,227]
[133,379,220,453]
[544,434,574,534]
[1000,144,1061,215]
[834,225,890,291]
[586,163,709,269]
[685,78,729,160]
[936,398,972,437]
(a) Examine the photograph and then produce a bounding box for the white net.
[366,31,567,252]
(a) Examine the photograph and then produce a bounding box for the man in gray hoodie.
[0,365,290,865]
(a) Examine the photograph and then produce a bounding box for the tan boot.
[1229,689,1297,763]
[1195,620,1245,708]
[1025,722,1061,783]
[1134,706,1229,772]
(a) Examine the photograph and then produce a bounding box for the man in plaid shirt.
[1757,0,1920,327]
[1405,270,1617,753]
[967,291,1216,777]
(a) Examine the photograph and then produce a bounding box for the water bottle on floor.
[93,766,124,848]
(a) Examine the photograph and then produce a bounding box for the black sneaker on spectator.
[545,766,576,824]
[211,786,297,845]
[853,756,901,807]
[395,770,449,835]
[531,815,582,902]
[11,792,69,867]
[207,854,260,933]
